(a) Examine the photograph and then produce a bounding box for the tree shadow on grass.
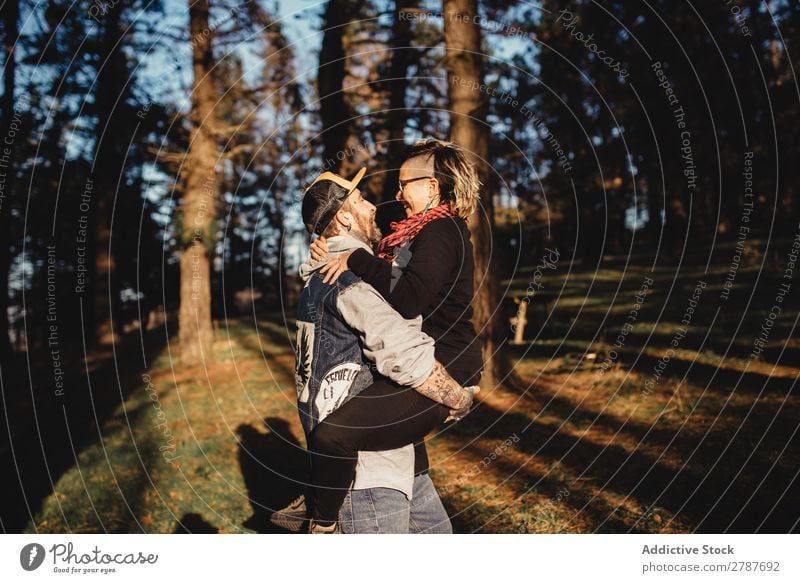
[440,399,651,532]
[1,324,172,533]
[441,393,799,532]
[237,417,308,533]
[174,513,219,533]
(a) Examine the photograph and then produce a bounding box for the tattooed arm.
[337,278,476,417]
[414,361,477,410]
[446,396,478,422]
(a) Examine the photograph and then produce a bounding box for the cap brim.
[305,166,367,195]
[347,167,366,194]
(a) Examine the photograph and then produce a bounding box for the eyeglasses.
[398,175,434,193]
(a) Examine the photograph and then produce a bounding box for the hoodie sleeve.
[336,281,435,388]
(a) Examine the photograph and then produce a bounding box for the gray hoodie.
[297,235,436,499]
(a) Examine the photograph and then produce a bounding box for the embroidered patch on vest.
[316,362,363,421]
[295,321,314,403]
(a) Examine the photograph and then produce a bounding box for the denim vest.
[295,270,375,436]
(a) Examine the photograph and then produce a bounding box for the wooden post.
[511,297,528,344]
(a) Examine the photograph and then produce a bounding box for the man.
[274,167,474,534]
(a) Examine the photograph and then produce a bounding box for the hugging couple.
[273,138,484,534]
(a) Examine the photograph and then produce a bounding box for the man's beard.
[353,214,382,248]
[367,222,382,247]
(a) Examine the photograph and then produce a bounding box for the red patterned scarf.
[376,203,459,262]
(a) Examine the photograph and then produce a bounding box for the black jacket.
[348,216,483,385]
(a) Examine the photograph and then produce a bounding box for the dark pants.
[308,380,450,525]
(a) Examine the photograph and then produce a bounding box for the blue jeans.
[339,473,452,534]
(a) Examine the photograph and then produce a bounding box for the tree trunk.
[379,0,413,203]
[318,0,355,174]
[0,0,19,357]
[91,1,126,344]
[443,0,502,389]
[179,0,217,367]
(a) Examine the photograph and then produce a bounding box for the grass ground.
[7,238,799,533]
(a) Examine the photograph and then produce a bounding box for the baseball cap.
[301,167,366,236]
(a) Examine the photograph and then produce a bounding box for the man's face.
[343,188,381,245]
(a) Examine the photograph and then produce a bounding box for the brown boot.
[309,519,340,534]
[270,495,307,533]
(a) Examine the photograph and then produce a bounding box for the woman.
[308,138,484,531]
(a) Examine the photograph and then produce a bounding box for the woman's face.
[396,156,439,217]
